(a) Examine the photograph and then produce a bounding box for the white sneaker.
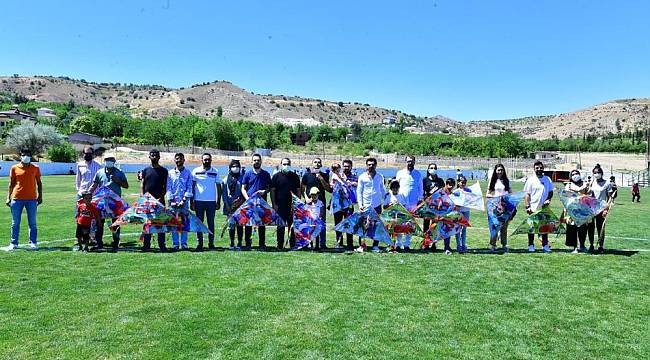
[371,246,380,253]
[29,243,38,250]
[542,245,551,253]
[528,245,535,252]
[72,245,80,252]
[354,246,364,253]
[571,248,579,254]
[444,250,452,255]
[3,244,17,251]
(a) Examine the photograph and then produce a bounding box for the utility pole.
[577,142,582,170]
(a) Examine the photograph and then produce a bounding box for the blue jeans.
[10,200,38,245]
[171,202,189,248]
[455,210,470,250]
[195,201,216,245]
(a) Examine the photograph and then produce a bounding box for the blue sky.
[1,0,649,121]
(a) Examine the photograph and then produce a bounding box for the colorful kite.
[486,192,525,239]
[110,193,209,234]
[558,189,609,227]
[512,205,566,235]
[381,203,424,238]
[450,182,485,211]
[292,195,325,249]
[330,180,353,215]
[415,190,455,218]
[91,186,129,219]
[334,207,393,246]
[221,194,287,237]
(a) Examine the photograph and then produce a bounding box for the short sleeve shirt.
[523,175,554,211]
[93,168,128,196]
[10,163,41,200]
[271,171,300,207]
[192,166,220,202]
[142,166,168,199]
[301,171,329,203]
[241,169,272,197]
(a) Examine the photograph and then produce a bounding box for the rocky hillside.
[1,75,648,139]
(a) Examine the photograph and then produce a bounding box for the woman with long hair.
[222,159,245,249]
[588,164,614,253]
[486,164,512,252]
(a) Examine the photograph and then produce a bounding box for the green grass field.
[1,174,648,359]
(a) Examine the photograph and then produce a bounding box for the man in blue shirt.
[166,153,193,250]
[89,156,129,250]
[240,153,271,249]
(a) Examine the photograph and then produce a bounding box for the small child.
[632,181,640,203]
[305,187,324,250]
[384,180,410,251]
[75,192,100,252]
[438,178,457,255]
[454,176,470,254]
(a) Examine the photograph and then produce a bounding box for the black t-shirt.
[423,175,444,196]
[271,171,300,207]
[301,170,329,202]
[142,166,168,199]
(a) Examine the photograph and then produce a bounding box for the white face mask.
[231,167,240,174]
[281,165,291,173]
[20,156,31,164]
[105,161,115,169]
[571,174,581,183]
[428,169,436,176]
[594,173,602,180]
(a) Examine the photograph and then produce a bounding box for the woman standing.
[222,159,245,249]
[486,164,512,252]
[588,164,613,253]
[564,169,590,253]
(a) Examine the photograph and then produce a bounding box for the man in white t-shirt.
[191,153,222,250]
[523,161,554,253]
[394,155,423,212]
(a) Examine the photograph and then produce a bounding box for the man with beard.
[141,149,168,252]
[394,155,423,250]
[271,158,301,249]
[166,153,193,251]
[356,157,386,252]
[240,153,272,249]
[191,153,222,251]
[301,157,332,249]
[75,146,101,199]
[523,161,554,253]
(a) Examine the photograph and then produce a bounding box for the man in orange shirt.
[4,149,43,251]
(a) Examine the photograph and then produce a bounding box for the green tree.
[47,142,78,162]
[5,121,64,156]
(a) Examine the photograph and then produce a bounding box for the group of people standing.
[3,147,619,254]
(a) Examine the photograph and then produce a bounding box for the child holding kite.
[75,191,100,252]
[305,187,325,249]
[454,176,471,253]
[384,180,409,251]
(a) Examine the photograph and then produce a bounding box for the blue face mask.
[20,156,31,164]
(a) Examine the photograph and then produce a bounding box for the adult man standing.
[523,161,554,253]
[301,157,332,249]
[166,153,193,251]
[241,153,271,249]
[75,146,101,198]
[337,159,358,249]
[4,149,42,251]
[141,149,168,252]
[271,158,301,249]
[191,153,221,251]
[394,155,423,250]
[356,157,386,252]
[422,162,444,250]
[89,156,129,250]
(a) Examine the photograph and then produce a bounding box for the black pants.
[371,206,382,248]
[565,223,588,248]
[528,233,548,247]
[95,218,120,248]
[229,226,244,247]
[632,193,640,202]
[142,233,166,250]
[276,212,295,249]
[587,213,606,247]
[245,226,266,248]
[334,210,354,249]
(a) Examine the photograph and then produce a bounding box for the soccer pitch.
[1,174,648,359]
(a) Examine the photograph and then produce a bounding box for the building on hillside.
[290,132,310,146]
[0,109,35,122]
[0,114,14,128]
[37,107,57,120]
[68,132,103,145]
[382,115,397,125]
[534,151,560,160]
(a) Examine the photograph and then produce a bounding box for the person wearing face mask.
[422,163,444,251]
[241,153,272,249]
[166,153,193,251]
[271,158,300,249]
[222,159,244,249]
[588,164,614,253]
[89,156,129,250]
[140,149,169,252]
[395,155,424,213]
[523,161,554,253]
[563,169,590,253]
[4,148,42,251]
[301,157,333,250]
[191,153,222,251]
[75,146,101,199]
